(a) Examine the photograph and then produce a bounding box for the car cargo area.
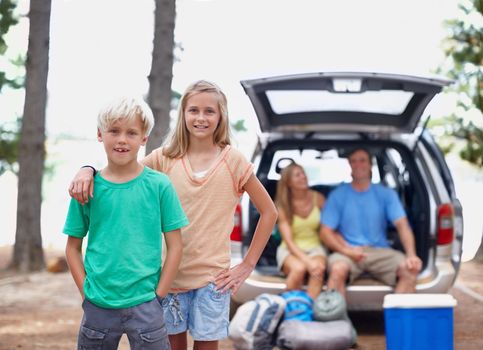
[243,139,431,282]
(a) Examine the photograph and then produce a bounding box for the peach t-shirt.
[142,145,253,291]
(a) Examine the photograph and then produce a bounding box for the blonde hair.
[97,96,154,136]
[163,80,231,158]
[275,162,304,224]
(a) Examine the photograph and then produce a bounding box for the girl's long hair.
[163,80,231,158]
[275,162,303,224]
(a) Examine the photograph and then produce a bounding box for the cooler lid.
[383,294,457,308]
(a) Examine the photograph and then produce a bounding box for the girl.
[69,80,278,350]
[275,162,326,300]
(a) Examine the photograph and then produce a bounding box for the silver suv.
[229,72,464,311]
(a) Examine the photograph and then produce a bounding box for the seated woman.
[275,162,327,300]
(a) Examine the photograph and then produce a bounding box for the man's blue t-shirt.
[321,183,406,247]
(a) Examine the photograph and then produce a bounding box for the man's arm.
[319,186,364,261]
[320,225,365,262]
[65,236,86,298]
[394,217,422,272]
[156,230,183,298]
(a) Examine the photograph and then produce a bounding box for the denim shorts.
[78,297,170,350]
[161,283,230,341]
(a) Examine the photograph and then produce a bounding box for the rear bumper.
[231,257,457,311]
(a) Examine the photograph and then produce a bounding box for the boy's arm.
[155,229,182,298]
[65,236,86,298]
[215,174,278,295]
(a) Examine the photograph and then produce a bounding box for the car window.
[267,149,381,185]
[266,90,413,115]
[421,132,456,198]
[382,148,409,192]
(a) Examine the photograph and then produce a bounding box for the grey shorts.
[328,246,405,286]
[78,297,170,350]
[276,245,327,271]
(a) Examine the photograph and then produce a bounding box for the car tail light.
[437,203,454,245]
[230,203,242,242]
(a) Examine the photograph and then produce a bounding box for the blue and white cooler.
[384,293,457,350]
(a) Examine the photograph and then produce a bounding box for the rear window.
[267,149,381,185]
[266,90,413,116]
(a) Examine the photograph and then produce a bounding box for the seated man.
[320,148,422,297]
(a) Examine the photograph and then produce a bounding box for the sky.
[3,0,482,260]
[1,0,460,141]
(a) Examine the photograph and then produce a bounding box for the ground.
[0,246,482,350]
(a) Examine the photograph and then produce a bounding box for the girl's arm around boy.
[215,174,278,295]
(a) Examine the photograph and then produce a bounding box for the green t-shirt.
[63,166,188,309]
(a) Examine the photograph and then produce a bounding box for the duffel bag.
[276,319,352,350]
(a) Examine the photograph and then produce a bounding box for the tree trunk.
[10,0,51,272]
[474,235,483,262]
[146,0,176,154]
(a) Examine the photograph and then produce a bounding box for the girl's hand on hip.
[214,261,254,295]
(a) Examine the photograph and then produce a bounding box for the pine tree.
[0,0,22,175]
[10,0,52,272]
[437,0,483,167]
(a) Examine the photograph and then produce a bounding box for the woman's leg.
[282,255,307,290]
[306,255,326,299]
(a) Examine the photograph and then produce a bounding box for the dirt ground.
[0,246,482,350]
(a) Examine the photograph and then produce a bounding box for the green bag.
[313,289,347,321]
[313,289,357,345]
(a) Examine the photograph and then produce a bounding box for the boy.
[64,97,188,349]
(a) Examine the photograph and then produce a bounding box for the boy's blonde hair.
[275,162,304,224]
[163,80,231,158]
[97,96,155,136]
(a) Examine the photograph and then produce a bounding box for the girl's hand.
[68,167,95,204]
[214,261,255,295]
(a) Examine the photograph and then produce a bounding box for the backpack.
[229,293,286,350]
[280,290,313,322]
[313,289,357,345]
[313,289,347,321]
[276,319,353,350]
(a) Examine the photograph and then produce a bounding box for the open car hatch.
[241,72,451,134]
